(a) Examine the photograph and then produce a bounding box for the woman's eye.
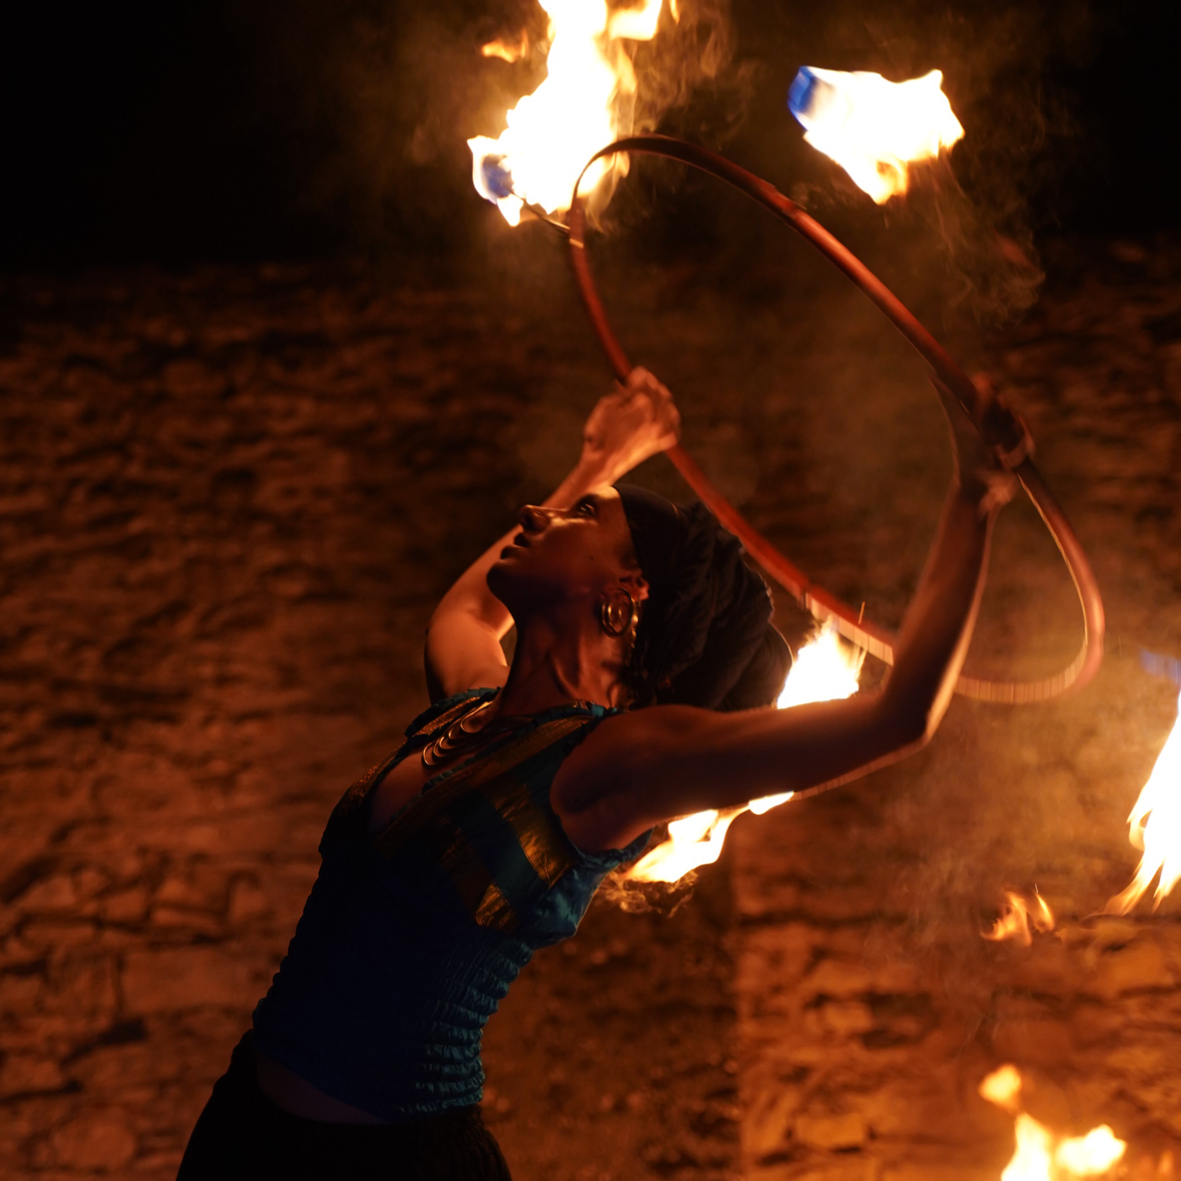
[577,500,596,516]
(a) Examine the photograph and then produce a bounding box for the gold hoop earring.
[599,590,637,637]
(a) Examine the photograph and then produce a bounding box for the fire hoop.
[565,134,1105,704]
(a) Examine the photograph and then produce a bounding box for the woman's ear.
[620,571,649,603]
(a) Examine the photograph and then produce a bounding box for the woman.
[179,367,1015,1179]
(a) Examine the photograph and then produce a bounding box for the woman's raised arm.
[424,371,680,701]
[553,378,1020,852]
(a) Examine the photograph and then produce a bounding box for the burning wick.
[978,1065,1126,1179]
[626,619,864,884]
[1104,687,1181,915]
[788,66,964,203]
[468,0,673,227]
[982,889,1055,947]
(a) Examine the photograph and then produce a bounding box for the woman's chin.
[485,561,517,605]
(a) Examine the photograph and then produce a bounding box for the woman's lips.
[499,534,531,560]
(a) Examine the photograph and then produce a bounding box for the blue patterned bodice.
[251,690,649,1122]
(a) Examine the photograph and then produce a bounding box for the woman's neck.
[496,614,621,717]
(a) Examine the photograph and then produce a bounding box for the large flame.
[776,617,865,708]
[626,808,741,883]
[468,0,670,227]
[982,889,1055,947]
[626,619,864,883]
[788,66,964,203]
[1105,688,1181,914]
[979,1066,1126,1180]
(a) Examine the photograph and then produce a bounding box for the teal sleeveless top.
[251,689,650,1123]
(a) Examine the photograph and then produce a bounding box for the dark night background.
[5,4,1181,1179]
[1,0,1177,271]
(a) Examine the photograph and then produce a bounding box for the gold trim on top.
[373,715,588,859]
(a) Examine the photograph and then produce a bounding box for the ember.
[467,0,672,226]
[1105,687,1181,914]
[626,619,864,883]
[788,65,964,202]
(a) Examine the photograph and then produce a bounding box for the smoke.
[894,0,1096,325]
[222,0,536,254]
[758,0,1100,326]
[597,847,700,916]
[629,0,754,145]
[219,0,751,255]
[216,0,1100,312]
[579,0,755,227]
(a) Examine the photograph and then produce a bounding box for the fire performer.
[178,365,1016,1180]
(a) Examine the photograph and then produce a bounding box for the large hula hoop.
[566,135,1104,704]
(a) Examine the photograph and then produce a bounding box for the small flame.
[788,66,964,203]
[481,34,529,64]
[982,890,1055,947]
[980,1066,1126,1180]
[468,0,673,227]
[1104,689,1181,914]
[626,619,863,883]
[979,1064,1023,1113]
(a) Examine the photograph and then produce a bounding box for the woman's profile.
[177,366,1016,1179]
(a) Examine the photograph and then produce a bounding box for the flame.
[627,808,741,883]
[982,890,1055,947]
[1004,1114,1056,1181]
[1104,689,1181,914]
[468,0,673,227]
[777,617,865,709]
[979,1065,1126,1180]
[481,34,529,64]
[979,1064,1023,1113]
[607,0,664,41]
[626,619,864,883]
[788,66,964,203]
[1055,1129,1128,1177]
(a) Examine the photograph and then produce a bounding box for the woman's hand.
[580,367,681,484]
[931,373,1020,518]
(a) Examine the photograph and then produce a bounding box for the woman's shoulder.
[404,687,501,739]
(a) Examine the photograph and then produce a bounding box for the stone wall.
[734,239,1181,1181]
[2,237,1180,1180]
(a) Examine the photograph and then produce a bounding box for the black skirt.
[177,1034,513,1181]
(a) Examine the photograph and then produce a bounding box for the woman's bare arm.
[553,379,1018,851]
[425,370,680,700]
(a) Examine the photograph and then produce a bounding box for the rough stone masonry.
[2,237,1181,1180]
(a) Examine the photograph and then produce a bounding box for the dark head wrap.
[616,485,790,711]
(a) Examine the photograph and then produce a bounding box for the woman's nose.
[518,504,550,532]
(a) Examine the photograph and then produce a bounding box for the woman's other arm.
[424,371,680,700]
[554,378,1019,850]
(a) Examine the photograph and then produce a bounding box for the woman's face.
[487,486,643,615]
